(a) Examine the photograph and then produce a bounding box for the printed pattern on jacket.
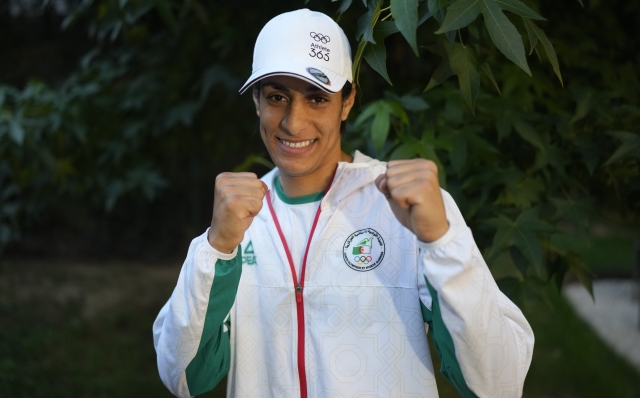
[154,151,534,398]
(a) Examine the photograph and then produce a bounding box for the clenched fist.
[374,159,449,243]
[208,172,268,254]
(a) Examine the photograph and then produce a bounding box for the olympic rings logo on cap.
[353,256,373,264]
[310,32,330,44]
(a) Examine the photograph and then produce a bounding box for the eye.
[310,96,328,104]
[270,94,286,102]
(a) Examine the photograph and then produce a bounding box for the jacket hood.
[258,150,387,218]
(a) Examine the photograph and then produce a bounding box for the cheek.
[323,107,343,134]
[259,105,283,133]
[314,116,342,143]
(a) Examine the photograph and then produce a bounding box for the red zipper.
[265,173,335,398]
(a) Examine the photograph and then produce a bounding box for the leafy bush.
[342,0,640,302]
[1,0,638,303]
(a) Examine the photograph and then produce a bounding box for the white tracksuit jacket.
[153,151,534,398]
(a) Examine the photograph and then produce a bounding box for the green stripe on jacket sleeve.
[421,276,478,398]
[185,245,242,396]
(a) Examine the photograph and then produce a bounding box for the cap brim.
[238,61,349,94]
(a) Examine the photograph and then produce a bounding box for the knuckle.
[218,184,232,197]
[424,160,438,172]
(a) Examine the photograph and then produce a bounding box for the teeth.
[281,139,315,148]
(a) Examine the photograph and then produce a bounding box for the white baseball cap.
[239,8,352,94]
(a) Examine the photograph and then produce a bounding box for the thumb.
[260,180,268,196]
[375,174,390,198]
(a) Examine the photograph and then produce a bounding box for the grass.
[0,260,638,398]
[580,235,637,275]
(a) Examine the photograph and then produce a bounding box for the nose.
[280,98,309,135]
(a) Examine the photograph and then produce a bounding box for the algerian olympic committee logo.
[343,228,385,272]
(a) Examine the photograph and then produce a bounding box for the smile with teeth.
[279,138,317,148]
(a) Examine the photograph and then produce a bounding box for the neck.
[279,151,352,197]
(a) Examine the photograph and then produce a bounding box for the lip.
[276,137,317,155]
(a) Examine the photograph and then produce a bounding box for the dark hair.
[339,81,353,136]
[252,80,354,136]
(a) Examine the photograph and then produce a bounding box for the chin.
[273,158,316,177]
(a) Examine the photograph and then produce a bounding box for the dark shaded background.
[1,0,639,396]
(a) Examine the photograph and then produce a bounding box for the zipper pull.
[296,284,303,303]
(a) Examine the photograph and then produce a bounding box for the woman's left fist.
[374,159,449,243]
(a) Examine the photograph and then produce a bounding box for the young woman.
[154,9,534,398]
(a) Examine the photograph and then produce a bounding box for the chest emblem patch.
[343,228,385,272]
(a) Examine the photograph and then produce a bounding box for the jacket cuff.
[201,228,238,261]
[417,224,479,291]
[416,223,457,250]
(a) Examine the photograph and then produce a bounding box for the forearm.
[419,224,534,398]
[153,229,242,398]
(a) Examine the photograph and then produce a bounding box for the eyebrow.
[261,81,289,92]
[261,80,324,94]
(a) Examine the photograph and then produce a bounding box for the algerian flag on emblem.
[352,237,373,254]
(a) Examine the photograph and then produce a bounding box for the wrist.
[207,229,237,254]
[415,221,450,243]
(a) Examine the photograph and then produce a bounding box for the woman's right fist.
[208,172,268,254]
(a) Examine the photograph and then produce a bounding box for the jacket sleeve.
[417,190,534,398]
[153,229,242,398]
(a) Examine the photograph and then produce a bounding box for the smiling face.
[253,75,356,182]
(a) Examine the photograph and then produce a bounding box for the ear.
[341,83,356,122]
[252,88,261,117]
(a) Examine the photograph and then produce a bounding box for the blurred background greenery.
[0,0,639,396]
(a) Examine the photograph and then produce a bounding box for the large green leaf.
[424,42,455,91]
[355,99,407,151]
[356,5,378,44]
[436,0,481,34]
[389,142,418,160]
[424,60,454,92]
[448,44,480,112]
[512,117,545,151]
[428,0,450,14]
[353,100,382,127]
[418,130,448,187]
[371,109,391,151]
[550,197,592,229]
[391,0,420,55]
[363,32,392,84]
[480,0,531,76]
[352,40,368,82]
[373,20,400,37]
[605,131,640,165]
[522,15,538,54]
[494,0,545,20]
[9,117,24,146]
[487,208,555,276]
[336,0,353,14]
[399,94,430,111]
[523,18,563,85]
[418,3,433,25]
[480,62,501,94]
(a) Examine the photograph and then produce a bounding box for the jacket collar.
[258,150,386,219]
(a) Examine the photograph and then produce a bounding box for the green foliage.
[0,0,638,308]
[0,0,268,253]
[340,0,640,301]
